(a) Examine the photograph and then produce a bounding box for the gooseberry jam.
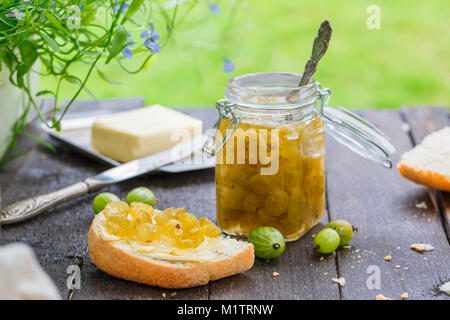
[102,201,222,249]
[203,72,326,241]
[215,111,325,241]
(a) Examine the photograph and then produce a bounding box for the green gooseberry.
[313,228,340,254]
[126,187,158,206]
[93,192,120,214]
[248,227,286,260]
[326,219,356,246]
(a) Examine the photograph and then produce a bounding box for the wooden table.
[1,99,449,300]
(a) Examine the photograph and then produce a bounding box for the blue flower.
[208,3,221,15]
[114,2,129,14]
[145,40,161,53]
[223,58,234,73]
[142,24,161,53]
[140,25,160,41]
[123,47,132,59]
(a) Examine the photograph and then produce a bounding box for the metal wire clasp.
[315,82,331,115]
[202,99,240,157]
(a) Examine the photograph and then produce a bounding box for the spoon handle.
[299,20,332,86]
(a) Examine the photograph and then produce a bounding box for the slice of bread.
[88,215,254,289]
[397,126,450,192]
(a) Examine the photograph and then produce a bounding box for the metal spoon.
[298,20,332,86]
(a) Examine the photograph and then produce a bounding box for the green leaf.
[0,150,30,168]
[36,90,54,97]
[52,118,61,132]
[123,0,144,22]
[22,131,56,152]
[2,50,16,70]
[18,40,38,75]
[0,15,15,28]
[39,56,51,69]
[64,74,82,85]
[106,25,127,64]
[41,32,61,52]
[64,74,97,101]
[45,12,68,34]
[97,69,122,85]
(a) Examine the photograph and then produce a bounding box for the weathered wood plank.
[208,216,341,300]
[400,106,450,241]
[326,110,450,300]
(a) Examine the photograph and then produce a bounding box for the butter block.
[91,105,202,162]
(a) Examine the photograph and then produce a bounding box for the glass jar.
[203,72,394,241]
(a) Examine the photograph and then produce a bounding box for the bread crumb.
[401,123,411,133]
[415,201,428,209]
[332,277,345,286]
[424,257,428,261]
[171,292,177,297]
[342,245,351,249]
[320,256,324,261]
[395,265,401,269]
[272,272,280,277]
[376,294,392,300]
[311,234,316,238]
[400,292,409,299]
[384,255,392,261]
[410,243,434,252]
[161,293,167,298]
[439,281,450,295]
[357,255,361,259]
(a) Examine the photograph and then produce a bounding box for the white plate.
[41,110,216,173]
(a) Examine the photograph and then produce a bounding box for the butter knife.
[0,135,205,225]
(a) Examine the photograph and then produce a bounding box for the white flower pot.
[0,68,39,158]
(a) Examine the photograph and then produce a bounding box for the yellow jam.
[215,114,326,241]
[101,201,222,249]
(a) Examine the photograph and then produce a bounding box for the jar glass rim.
[226,72,315,92]
[225,72,317,110]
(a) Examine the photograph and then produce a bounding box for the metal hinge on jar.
[203,99,240,157]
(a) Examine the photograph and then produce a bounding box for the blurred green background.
[42,0,450,109]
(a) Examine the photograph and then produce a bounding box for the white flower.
[8,9,26,20]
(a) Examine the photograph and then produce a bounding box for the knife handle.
[0,181,93,225]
